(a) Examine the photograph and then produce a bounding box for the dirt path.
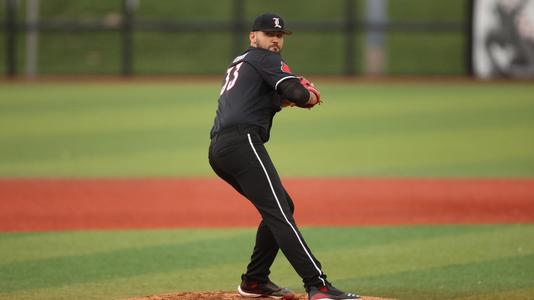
[1,178,533,231]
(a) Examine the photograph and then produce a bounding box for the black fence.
[2,0,471,77]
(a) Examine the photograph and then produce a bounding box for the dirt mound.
[123,291,394,300]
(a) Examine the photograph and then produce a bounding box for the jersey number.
[220,62,243,95]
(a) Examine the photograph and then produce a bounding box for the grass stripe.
[0,229,251,264]
[0,233,252,292]
[344,254,534,300]
[455,287,534,300]
[0,262,246,300]
[1,82,533,177]
[1,225,533,299]
[318,225,534,280]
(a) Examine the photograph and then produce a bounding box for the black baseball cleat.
[237,278,296,299]
[306,282,361,300]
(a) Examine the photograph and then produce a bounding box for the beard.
[252,40,283,53]
[268,45,281,53]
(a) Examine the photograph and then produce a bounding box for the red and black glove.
[298,76,321,108]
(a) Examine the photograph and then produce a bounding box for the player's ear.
[249,32,257,46]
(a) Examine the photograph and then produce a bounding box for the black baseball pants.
[208,127,327,288]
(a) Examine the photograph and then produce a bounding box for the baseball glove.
[298,76,321,108]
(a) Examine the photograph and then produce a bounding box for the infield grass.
[1,81,533,177]
[1,80,534,300]
[1,225,533,300]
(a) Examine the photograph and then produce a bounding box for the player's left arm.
[277,78,309,107]
[255,53,320,109]
[278,77,321,109]
[298,76,321,108]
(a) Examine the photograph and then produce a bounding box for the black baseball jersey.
[208,46,330,289]
[210,47,296,142]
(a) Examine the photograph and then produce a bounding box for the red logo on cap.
[281,62,292,73]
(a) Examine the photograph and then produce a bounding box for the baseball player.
[208,13,361,300]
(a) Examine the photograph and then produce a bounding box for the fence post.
[231,0,245,57]
[121,0,134,76]
[5,0,17,77]
[344,0,356,76]
[465,0,474,76]
[26,0,40,78]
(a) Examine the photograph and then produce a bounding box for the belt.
[213,125,266,141]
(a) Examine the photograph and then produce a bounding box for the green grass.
[387,32,466,75]
[1,225,533,300]
[1,81,533,177]
[1,81,533,299]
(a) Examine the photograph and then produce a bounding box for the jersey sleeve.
[254,53,297,91]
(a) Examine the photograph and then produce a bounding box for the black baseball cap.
[251,13,292,35]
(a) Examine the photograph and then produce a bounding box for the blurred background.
[1,3,534,299]
[1,0,533,178]
[1,0,533,78]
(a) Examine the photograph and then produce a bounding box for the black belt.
[213,125,266,141]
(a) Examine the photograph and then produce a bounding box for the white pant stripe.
[247,133,325,285]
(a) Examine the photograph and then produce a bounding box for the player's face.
[250,31,285,53]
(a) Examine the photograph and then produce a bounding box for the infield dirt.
[1,178,533,231]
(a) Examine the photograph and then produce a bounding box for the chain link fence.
[1,0,469,77]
